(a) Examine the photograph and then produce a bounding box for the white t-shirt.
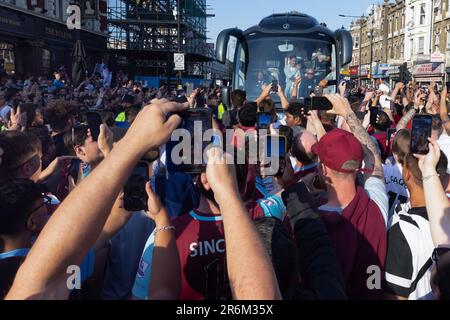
[383,162,410,227]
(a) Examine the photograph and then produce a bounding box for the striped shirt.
[384,204,435,300]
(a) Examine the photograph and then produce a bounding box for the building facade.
[0,0,107,77]
[348,0,450,83]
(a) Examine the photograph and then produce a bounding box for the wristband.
[154,225,175,237]
[422,174,440,182]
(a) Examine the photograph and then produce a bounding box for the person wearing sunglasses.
[0,179,49,299]
[298,68,319,99]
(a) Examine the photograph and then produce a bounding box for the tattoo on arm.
[396,109,416,132]
[346,112,384,178]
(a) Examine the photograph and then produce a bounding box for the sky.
[207,0,381,44]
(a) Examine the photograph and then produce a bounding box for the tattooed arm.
[396,108,416,132]
[325,94,384,180]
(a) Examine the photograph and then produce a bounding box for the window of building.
[435,33,440,48]
[447,31,450,50]
[410,38,414,56]
[418,36,425,54]
[354,36,360,49]
[0,42,15,75]
[420,4,426,25]
[400,43,404,57]
[42,49,51,74]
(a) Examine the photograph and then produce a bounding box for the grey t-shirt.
[101,211,155,300]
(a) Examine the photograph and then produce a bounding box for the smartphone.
[411,115,432,155]
[446,82,450,92]
[123,161,150,212]
[167,108,213,174]
[86,111,102,141]
[272,80,278,93]
[257,112,272,130]
[304,96,333,111]
[370,107,379,126]
[387,128,396,148]
[266,135,286,177]
[68,159,81,185]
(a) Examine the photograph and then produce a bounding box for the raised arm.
[93,193,133,251]
[415,140,450,247]
[325,94,384,180]
[396,108,416,132]
[6,100,188,300]
[390,82,404,102]
[206,148,281,300]
[440,86,450,135]
[277,85,290,110]
[255,85,272,106]
[290,76,301,103]
[145,182,180,300]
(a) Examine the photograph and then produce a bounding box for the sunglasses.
[26,194,52,221]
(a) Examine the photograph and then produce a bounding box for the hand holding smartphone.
[264,135,287,177]
[271,80,279,93]
[123,161,151,212]
[166,108,213,174]
[303,96,333,111]
[410,115,432,155]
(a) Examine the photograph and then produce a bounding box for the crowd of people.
[1,69,450,301]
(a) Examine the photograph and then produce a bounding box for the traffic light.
[399,63,411,83]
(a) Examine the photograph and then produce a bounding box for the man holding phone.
[284,55,301,99]
[64,123,114,174]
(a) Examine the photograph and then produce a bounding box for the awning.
[412,76,444,82]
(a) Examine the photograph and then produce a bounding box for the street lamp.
[339,13,365,85]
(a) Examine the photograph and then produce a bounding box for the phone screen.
[370,107,379,126]
[257,113,272,129]
[167,108,212,174]
[411,116,432,155]
[123,162,150,212]
[86,112,102,141]
[272,80,278,92]
[266,136,286,158]
[266,136,286,177]
[306,96,333,111]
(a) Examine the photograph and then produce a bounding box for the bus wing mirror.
[216,28,244,64]
[221,86,232,109]
[334,29,353,66]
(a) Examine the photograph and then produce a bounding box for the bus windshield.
[234,36,337,102]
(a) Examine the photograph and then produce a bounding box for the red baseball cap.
[311,129,363,174]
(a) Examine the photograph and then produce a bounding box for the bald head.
[292,131,318,166]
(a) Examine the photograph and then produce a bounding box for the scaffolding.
[108,0,214,78]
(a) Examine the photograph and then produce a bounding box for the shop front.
[349,66,359,80]
[412,62,445,84]
[0,5,106,78]
[386,65,401,86]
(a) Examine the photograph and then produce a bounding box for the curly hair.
[43,100,79,132]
